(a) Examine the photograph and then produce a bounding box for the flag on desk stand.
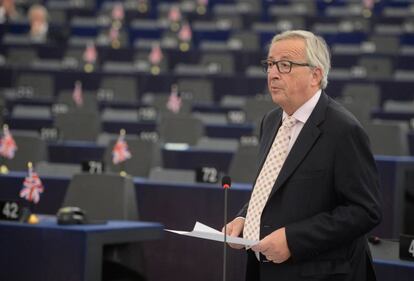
[19,162,44,224]
[83,42,97,72]
[111,2,125,22]
[148,43,163,75]
[72,80,83,107]
[112,128,131,166]
[20,162,44,204]
[178,22,192,52]
[166,84,182,114]
[0,124,17,174]
[0,124,17,160]
[362,0,374,9]
[168,6,182,24]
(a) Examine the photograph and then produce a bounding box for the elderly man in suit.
[224,30,382,281]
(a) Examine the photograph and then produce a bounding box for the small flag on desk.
[72,80,83,107]
[19,162,44,204]
[166,84,182,114]
[83,42,97,64]
[111,2,125,22]
[112,129,132,164]
[168,6,182,23]
[178,22,192,42]
[0,124,17,159]
[148,43,163,66]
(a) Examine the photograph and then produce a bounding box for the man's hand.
[222,217,245,249]
[251,227,291,263]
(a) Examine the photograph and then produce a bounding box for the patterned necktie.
[243,115,297,243]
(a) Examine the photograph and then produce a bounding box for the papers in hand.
[165,221,258,247]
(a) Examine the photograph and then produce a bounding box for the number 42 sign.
[400,234,414,261]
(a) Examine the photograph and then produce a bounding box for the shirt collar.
[283,89,322,124]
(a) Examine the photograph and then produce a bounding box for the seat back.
[4,132,48,171]
[104,137,160,177]
[228,144,259,184]
[158,115,204,145]
[63,173,138,221]
[54,109,101,141]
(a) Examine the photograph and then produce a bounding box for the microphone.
[221,176,231,281]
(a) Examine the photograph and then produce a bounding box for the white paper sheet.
[165,221,258,247]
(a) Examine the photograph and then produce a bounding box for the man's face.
[267,38,320,114]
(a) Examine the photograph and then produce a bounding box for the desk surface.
[0,215,162,233]
[0,217,164,281]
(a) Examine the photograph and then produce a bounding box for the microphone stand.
[223,186,228,281]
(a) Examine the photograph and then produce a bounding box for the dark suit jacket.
[239,92,382,281]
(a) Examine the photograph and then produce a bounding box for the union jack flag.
[19,164,44,204]
[148,43,163,65]
[168,6,181,22]
[178,22,192,42]
[83,42,97,64]
[72,80,83,107]
[112,130,132,164]
[166,84,182,114]
[198,0,208,6]
[362,0,374,10]
[0,125,17,159]
[111,2,125,21]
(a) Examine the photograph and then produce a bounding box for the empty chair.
[142,92,192,117]
[148,167,195,184]
[177,79,214,105]
[3,131,48,171]
[158,115,204,145]
[228,31,259,51]
[104,137,161,177]
[369,35,400,55]
[62,173,146,280]
[63,173,138,220]
[99,76,139,103]
[15,73,54,100]
[200,52,235,75]
[341,83,381,109]
[358,57,393,80]
[57,90,98,112]
[54,109,101,142]
[243,97,277,123]
[228,144,259,183]
[365,120,410,156]
[337,98,371,127]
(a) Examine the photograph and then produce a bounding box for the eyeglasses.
[260,59,311,74]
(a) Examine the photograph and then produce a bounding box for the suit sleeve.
[285,124,382,261]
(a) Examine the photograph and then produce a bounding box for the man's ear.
[311,67,323,87]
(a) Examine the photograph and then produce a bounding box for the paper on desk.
[165,221,258,247]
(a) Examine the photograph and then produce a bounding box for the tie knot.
[283,116,297,128]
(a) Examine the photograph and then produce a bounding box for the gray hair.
[271,30,331,89]
[28,4,48,21]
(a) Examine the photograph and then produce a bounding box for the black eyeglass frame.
[260,59,312,74]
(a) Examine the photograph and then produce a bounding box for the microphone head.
[221,176,231,189]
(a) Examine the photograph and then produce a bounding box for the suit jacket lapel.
[257,110,282,172]
[269,92,329,198]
